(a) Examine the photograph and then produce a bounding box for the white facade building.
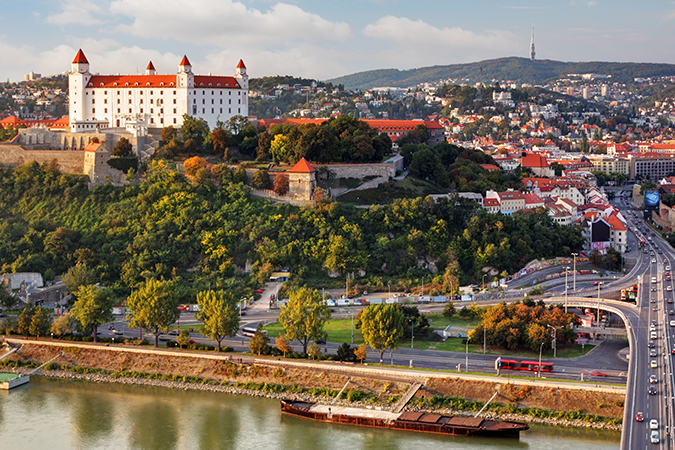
[68,50,248,132]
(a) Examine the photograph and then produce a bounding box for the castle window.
[172,90,175,95]
[150,91,153,95]
[140,91,143,95]
[104,91,107,95]
[125,83,129,86]
[173,118,176,124]
[238,108,240,113]
[160,82,164,86]
[129,108,132,113]
[117,108,120,113]
[160,118,164,124]
[140,99,143,104]
[170,82,174,86]
[229,99,231,104]
[146,82,150,86]
[220,99,222,104]
[104,108,107,113]
[104,99,107,104]
[129,99,132,104]
[160,109,163,114]
[211,99,214,104]
[208,83,212,87]
[150,99,153,104]
[100,83,104,87]
[173,99,176,104]
[220,108,222,113]
[150,108,153,113]
[211,91,214,95]
[202,90,205,95]
[217,83,221,87]
[129,91,132,95]
[229,108,231,113]
[202,108,205,113]
[92,108,95,113]
[202,99,205,104]
[173,108,176,114]
[140,108,143,113]
[199,83,203,87]
[134,82,139,86]
[211,108,214,113]
[193,99,196,104]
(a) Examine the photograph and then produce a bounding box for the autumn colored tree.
[196,289,240,352]
[126,278,180,347]
[71,284,115,343]
[275,334,293,357]
[360,304,404,364]
[248,323,271,356]
[277,286,330,354]
[354,344,368,364]
[184,156,209,177]
[211,128,229,155]
[273,173,289,195]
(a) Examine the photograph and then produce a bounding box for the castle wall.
[321,163,396,180]
[0,144,85,173]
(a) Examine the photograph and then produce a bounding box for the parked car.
[651,430,660,444]
[636,411,644,422]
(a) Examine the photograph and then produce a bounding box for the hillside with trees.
[0,160,584,297]
[327,57,675,90]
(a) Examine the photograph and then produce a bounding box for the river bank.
[0,339,623,431]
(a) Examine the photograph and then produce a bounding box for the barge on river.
[280,399,529,438]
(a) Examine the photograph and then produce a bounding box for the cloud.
[46,0,105,26]
[363,16,516,52]
[109,0,351,45]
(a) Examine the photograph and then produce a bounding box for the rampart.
[0,144,85,174]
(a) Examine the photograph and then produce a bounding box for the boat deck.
[309,404,401,422]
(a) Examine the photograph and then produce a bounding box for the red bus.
[639,236,646,247]
[496,358,554,373]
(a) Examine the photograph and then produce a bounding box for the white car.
[651,430,660,444]
[651,360,658,368]
[650,419,659,429]
[649,375,658,384]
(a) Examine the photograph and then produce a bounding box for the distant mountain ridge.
[327,57,675,91]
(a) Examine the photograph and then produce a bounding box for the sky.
[2,0,675,83]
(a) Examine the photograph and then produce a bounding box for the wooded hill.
[327,57,675,90]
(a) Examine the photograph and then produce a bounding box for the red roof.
[84,142,103,153]
[51,116,69,128]
[72,49,88,64]
[0,116,25,127]
[521,153,549,168]
[484,198,500,207]
[146,61,155,70]
[480,164,501,172]
[179,55,191,66]
[289,158,316,173]
[237,59,246,69]
[85,75,241,89]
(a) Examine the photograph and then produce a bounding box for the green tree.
[211,128,229,156]
[17,303,36,337]
[177,329,190,347]
[233,165,247,184]
[62,263,98,297]
[270,134,289,163]
[71,285,115,343]
[443,301,456,320]
[336,343,355,362]
[251,169,271,189]
[29,306,53,338]
[181,114,210,149]
[308,342,322,360]
[277,287,331,354]
[112,137,133,157]
[359,303,404,364]
[161,126,177,145]
[126,278,180,347]
[196,289,241,352]
[248,323,271,355]
[51,314,75,338]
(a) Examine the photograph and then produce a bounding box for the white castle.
[68,49,248,133]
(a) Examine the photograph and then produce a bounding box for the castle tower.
[530,24,536,61]
[68,49,91,127]
[288,157,316,202]
[177,55,194,88]
[234,59,248,90]
[145,61,156,76]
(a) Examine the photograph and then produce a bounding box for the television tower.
[530,24,536,61]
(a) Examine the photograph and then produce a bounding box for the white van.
[670,320,675,327]
[652,277,657,284]
[651,331,658,339]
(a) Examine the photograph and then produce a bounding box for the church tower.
[530,24,536,61]
[177,55,194,88]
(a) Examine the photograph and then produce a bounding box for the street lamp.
[538,342,544,378]
[410,319,415,349]
[482,274,487,291]
[350,311,354,345]
[565,266,570,313]
[571,253,578,291]
[547,324,557,358]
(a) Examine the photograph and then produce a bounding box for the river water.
[0,378,620,450]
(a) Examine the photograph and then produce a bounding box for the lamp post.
[350,311,354,345]
[410,319,414,349]
[538,342,544,378]
[596,282,603,325]
[547,324,557,358]
[482,274,487,291]
[571,253,578,291]
[565,266,570,313]
[465,338,469,372]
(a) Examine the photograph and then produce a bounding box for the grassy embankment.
[264,313,594,359]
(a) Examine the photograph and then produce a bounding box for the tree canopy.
[277,286,331,353]
[359,303,404,363]
[196,289,241,351]
[126,278,180,347]
[70,284,114,342]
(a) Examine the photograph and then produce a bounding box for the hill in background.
[327,57,675,91]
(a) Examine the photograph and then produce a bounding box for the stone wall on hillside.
[321,162,396,180]
[0,144,85,173]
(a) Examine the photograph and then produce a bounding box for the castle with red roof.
[68,50,248,133]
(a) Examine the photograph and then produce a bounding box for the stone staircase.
[392,382,423,413]
[138,129,161,160]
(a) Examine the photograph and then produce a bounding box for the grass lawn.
[265,319,365,344]
[424,313,481,330]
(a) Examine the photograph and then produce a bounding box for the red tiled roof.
[480,164,501,172]
[146,61,155,70]
[180,55,191,66]
[484,198,500,206]
[289,158,316,173]
[72,49,88,64]
[84,142,103,153]
[85,75,241,89]
[521,153,549,168]
[237,59,246,69]
[194,76,241,89]
[51,116,69,128]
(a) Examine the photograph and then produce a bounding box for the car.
[671,320,675,327]
[650,374,658,383]
[672,349,675,355]
[649,386,657,395]
[651,287,657,292]
[668,286,672,292]
[652,319,657,325]
[651,298,656,303]
[592,281,600,286]
[256,289,264,294]
[650,419,659,429]
[668,276,672,281]
[670,311,674,315]
[651,331,657,339]
[651,430,660,444]
[649,341,655,348]
[650,349,657,357]
[665,259,669,263]
[651,360,658,368]
[667,265,671,270]
[652,259,657,263]
[589,371,607,376]
[113,328,123,335]
[668,299,673,304]
[654,306,658,311]
[636,411,645,422]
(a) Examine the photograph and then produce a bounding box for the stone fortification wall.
[0,144,85,173]
[16,128,138,156]
[250,187,312,207]
[322,163,395,180]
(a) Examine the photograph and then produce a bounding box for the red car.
[590,371,607,377]
[592,281,600,286]
[256,289,264,294]
[636,411,644,422]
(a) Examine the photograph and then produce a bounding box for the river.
[0,378,620,450]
